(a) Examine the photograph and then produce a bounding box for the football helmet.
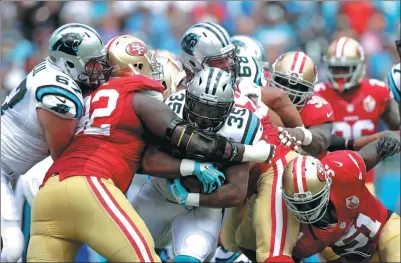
[323,37,366,92]
[180,22,238,84]
[48,23,113,89]
[106,35,163,80]
[269,51,317,110]
[231,35,269,69]
[282,155,332,224]
[156,54,186,99]
[185,67,234,132]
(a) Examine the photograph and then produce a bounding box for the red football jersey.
[292,151,389,260]
[314,79,391,139]
[44,76,165,192]
[314,79,391,181]
[300,93,334,128]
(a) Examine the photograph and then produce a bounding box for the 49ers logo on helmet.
[126,42,147,56]
[317,162,326,182]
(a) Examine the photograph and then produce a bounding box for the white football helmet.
[180,22,238,84]
[282,155,332,224]
[231,35,269,69]
[48,23,113,89]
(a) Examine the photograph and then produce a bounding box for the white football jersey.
[1,59,84,176]
[152,89,263,199]
[237,54,267,87]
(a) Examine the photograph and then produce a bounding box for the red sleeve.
[364,79,392,116]
[323,150,366,188]
[301,94,334,127]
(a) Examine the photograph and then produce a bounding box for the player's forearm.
[381,99,400,130]
[199,163,249,208]
[261,87,303,128]
[353,131,400,150]
[302,124,332,155]
[358,132,400,171]
[142,146,182,179]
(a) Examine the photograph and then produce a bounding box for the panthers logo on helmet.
[126,42,148,56]
[52,33,84,56]
[181,33,200,56]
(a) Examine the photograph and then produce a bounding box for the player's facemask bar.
[203,46,239,85]
[269,72,314,110]
[185,92,234,133]
[283,177,332,224]
[85,56,113,88]
[323,57,365,92]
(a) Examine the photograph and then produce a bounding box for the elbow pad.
[163,118,235,163]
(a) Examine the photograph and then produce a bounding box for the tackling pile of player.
[1,21,400,263]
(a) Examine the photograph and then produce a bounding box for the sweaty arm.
[381,98,400,130]
[133,93,275,164]
[37,109,78,160]
[260,86,303,128]
[198,162,250,208]
[328,130,401,152]
[358,132,400,172]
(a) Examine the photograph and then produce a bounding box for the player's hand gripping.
[278,127,312,151]
[180,159,225,194]
[377,136,401,159]
[167,178,192,207]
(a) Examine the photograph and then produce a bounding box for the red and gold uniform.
[315,79,392,184]
[293,150,400,262]
[27,76,164,262]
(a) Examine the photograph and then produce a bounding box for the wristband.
[242,141,274,162]
[180,159,195,176]
[296,127,313,146]
[186,193,200,207]
[346,139,355,151]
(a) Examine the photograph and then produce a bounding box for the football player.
[286,135,400,262]
[1,23,112,263]
[26,36,276,262]
[265,51,334,156]
[155,53,186,99]
[180,22,303,129]
[132,67,271,263]
[233,133,400,263]
[315,37,400,195]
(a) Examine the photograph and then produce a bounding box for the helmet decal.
[181,33,200,56]
[126,41,148,56]
[51,33,84,56]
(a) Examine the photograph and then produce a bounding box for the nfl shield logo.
[363,95,376,112]
[346,195,360,209]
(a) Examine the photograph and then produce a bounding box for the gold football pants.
[222,150,300,262]
[27,175,160,262]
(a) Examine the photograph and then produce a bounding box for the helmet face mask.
[49,23,113,90]
[203,48,239,85]
[270,51,317,110]
[184,67,234,133]
[282,156,332,224]
[324,37,365,93]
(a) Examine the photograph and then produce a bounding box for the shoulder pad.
[165,90,186,118]
[302,94,334,127]
[109,75,165,94]
[219,107,263,145]
[35,85,83,119]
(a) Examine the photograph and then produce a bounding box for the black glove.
[377,136,401,159]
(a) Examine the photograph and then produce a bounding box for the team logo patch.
[181,33,200,56]
[126,41,147,56]
[346,195,360,209]
[52,33,84,56]
[363,95,376,112]
[51,104,71,115]
[317,162,327,182]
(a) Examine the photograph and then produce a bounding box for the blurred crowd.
[1,0,400,102]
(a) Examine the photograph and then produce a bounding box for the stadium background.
[1,1,400,262]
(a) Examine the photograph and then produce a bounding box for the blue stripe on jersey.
[388,71,400,102]
[35,85,83,118]
[244,112,259,145]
